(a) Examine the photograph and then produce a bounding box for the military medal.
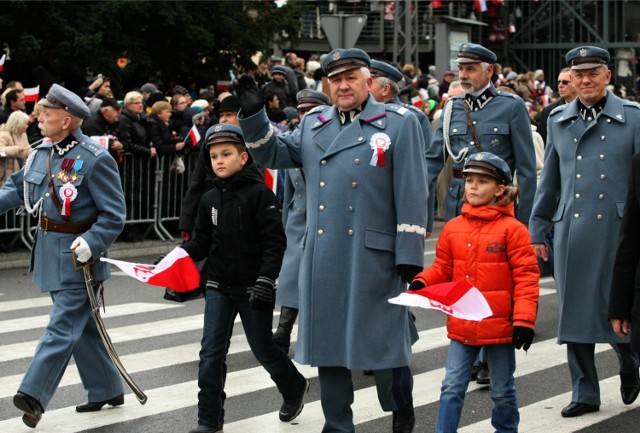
[369,132,391,167]
[59,182,78,217]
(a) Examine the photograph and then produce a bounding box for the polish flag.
[508,24,516,33]
[411,95,423,109]
[0,54,5,72]
[475,0,487,13]
[23,85,40,102]
[264,168,278,194]
[101,247,200,292]
[188,124,201,147]
[388,280,493,321]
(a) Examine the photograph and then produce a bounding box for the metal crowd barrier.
[0,151,201,249]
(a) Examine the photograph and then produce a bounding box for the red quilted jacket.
[414,202,539,345]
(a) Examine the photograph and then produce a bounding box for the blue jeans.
[197,288,306,429]
[437,340,519,433]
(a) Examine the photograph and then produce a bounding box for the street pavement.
[0,224,639,432]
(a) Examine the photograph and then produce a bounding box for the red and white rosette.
[59,182,78,217]
[369,132,391,167]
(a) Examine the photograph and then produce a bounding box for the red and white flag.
[388,280,493,321]
[411,95,423,109]
[188,124,201,147]
[264,168,278,194]
[475,0,487,13]
[0,54,5,72]
[23,85,40,103]
[101,247,200,292]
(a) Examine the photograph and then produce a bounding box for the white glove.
[70,237,91,263]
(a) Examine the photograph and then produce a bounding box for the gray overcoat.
[240,95,428,369]
[529,91,640,343]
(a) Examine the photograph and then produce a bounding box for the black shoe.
[279,379,309,422]
[620,369,640,405]
[273,307,298,354]
[188,425,223,433]
[13,392,43,429]
[76,394,124,412]
[560,402,600,417]
[392,400,415,433]
[476,362,490,385]
[363,370,374,376]
[470,364,481,381]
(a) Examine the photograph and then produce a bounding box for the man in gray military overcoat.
[0,84,126,428]
[530,46,640,418]
[236,48,427,433]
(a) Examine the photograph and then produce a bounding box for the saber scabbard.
[81,261,148,404]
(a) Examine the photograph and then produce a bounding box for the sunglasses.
[557,80,571,85]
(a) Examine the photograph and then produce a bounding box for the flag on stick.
[101,247,200,292]
[388,280,493,321]
[0,54,5,72]
[24,85,40,102]
[188,124,201,147]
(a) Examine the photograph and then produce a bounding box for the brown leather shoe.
[76,394,124,412]
[13,392,43,429]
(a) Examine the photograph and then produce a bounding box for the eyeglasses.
[557,80,571,85]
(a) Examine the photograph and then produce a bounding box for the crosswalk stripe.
[0,302,181,334]
[0,297,52,312]
[0,336,617,433]
[458,376,628,433]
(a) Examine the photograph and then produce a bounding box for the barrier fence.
[0,152,201,250]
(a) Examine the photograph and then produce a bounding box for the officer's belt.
[452,168,464,179]
[40,216,93,234]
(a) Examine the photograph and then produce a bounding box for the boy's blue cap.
[39,83,91,119]
[369,59,403,83]
[205,124,245,148]
[565,46,610,70]
[322,48,370,78]
[271,65,287,76]
[296,89,329,109]
[456,43,497,64]
[463,152,512,185]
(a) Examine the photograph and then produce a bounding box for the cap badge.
[214,124,222,132]
[580,48,587,57]
[461,43,469,52]
[333,51,341,61]
[475,153,484,161]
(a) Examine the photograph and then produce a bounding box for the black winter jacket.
[181,161,286,295]
[117,108,150,156]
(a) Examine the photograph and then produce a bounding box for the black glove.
[235,74,264,117]
[408,280,425,291]
[512,326,534,350]
[397,265,422,284]
[249,276,276,311]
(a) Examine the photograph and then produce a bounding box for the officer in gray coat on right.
[530,46,640,418]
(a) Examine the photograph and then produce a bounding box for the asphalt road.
[1,223,638,432]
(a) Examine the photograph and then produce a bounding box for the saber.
[81,261,148,404]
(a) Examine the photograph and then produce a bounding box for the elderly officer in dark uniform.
[236,48,427,433]
[426,43,536,235]
[272,89,329,354]
[0,84,126,428]
[530,46,640,417]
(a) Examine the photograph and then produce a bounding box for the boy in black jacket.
[182,124,309,433]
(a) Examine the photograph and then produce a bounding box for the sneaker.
[188,425,223,433]
[279,379,310,422]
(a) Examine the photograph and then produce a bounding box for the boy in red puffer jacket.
[409,152,539,433]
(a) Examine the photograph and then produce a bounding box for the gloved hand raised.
[512,326,534,350]
[235,74,264,117]
[70,237,91,263]
[397,264,422,284]
[249,276,276,311]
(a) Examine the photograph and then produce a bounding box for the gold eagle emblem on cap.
[214,124,222,131]
[475,153,484,161]
[333,52,341,61]
[580,48,587,57]
[462,43,469,51]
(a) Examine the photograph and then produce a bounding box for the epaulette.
[307,105,326,115]
[385,103,409,116]
[496,90,518,99]
[81,139,106,157]
[622,99,640,110]
[549,104,567,117]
